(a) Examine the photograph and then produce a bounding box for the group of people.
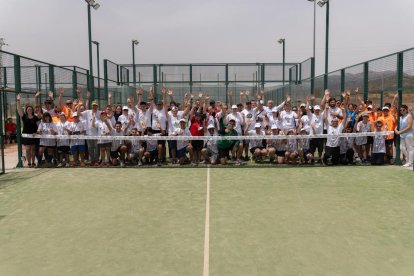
[15,86,414,168]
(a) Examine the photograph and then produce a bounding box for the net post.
[14,55,23,168]
[395,52,403,165]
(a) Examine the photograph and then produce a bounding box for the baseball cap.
[271,125,278,130]
[254,123,261,128]
[72,112,78,117]
[300,127,307,133]
[231,104,238,109]
[271,107,278,112]
[179,118,186,123]
[367,105,373,109]
[382,106,390,110]
[91,101,98,106]
[362,112,369,117]
[313,105,321,110]
[100,111,107,116]
[300,103,306,108]
[207,124,215,129]
[122,106,129,110]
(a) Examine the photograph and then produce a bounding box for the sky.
[1,0,414,77]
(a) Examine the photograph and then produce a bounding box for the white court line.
[203,167,210,276]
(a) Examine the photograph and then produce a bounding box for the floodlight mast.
[132,39,139,87]
[278,39,286,88]
[317,0,329,89]
[84,0,100,102]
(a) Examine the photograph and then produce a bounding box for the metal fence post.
[225,64,229,105]
[104,59,108,103]
[310,57,315,95]
[14,55,23,168]
[153,65,158,100]
[395,52,403,165]
[340,69,345,101]
[49,64,55,98]
[189,64,193,94]
[363,62,368,102]
[72,67,77,99]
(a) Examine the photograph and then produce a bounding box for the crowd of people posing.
[16,86,414,168]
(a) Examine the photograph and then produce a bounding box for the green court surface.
[0,167,413,276]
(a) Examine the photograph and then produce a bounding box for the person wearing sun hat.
[245,122,266,162]
[201,123,218,165]
[68,112,86,167]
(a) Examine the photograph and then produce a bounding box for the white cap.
[300,103,306,107]
[72,112,78,117]
[179,118,186,123]
[231,104,238,109]
[259,100,264,105]
[300,128,308,133]
[207,124,215,129]
[271,107,278,112]
[254,123,261,128]
[271,125,278,130]
[122,106,129,110]
[313,105,321,110]
[382,106,390,110]
[367,105,373,109]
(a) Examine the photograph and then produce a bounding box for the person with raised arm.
[68,112,86,167]
[58,87,74,122]
[92,111,113,166]
[37,112,57,167]
[323,104,348,165]
[149,86,168,165]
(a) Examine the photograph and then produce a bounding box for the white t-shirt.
[96,120,112,144]
[326,124,344,147]
[242,108,256,130]
[280,110,298,130]
[38,122,57,147]
[145,134,160,152]
[135,109,148,132]
[151,107,167,131]
[175,128,192,150]
[355,121,371,146]
[129,136,142,153]
[206,133,218,154]
[68,120,86,147]
[56,121,70,147]
[226,112,244,135]
[248,129,265,149]
[326,107,343,127]
[287,138,298,153]
[168,111,185,134]
[81,110,101,136]
[309,112,324,135]
[340,136,354,154]
[110,130,125,151]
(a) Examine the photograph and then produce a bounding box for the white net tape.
[22,131,393,141]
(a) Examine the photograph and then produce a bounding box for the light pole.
[278,39,286,88]
[92,40,100,105]
[317,0,329,90]
[132,39,139,87]
[307,0,316,59]
[85,0,100,102]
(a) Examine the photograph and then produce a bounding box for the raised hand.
[59,87,64,96]
[17,93,22,101]
[205,93,210,101]
[48,91,54,99]
[310,96,316,101]
[324,89,330,97]
[239,90,244,96]
[286,95,291,102]
[198,92,203,98]
[245,90,250,97]
[168,89,173,96]
[346,90,351,97]
[108,91,112,99]
[86,91,90,99]
[162,87,167,95]
[35,91,40,98]
[76,87,81,95]
[354,87,360,94]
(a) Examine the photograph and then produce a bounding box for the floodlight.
[317,0,328,7]
[93,3,100,10]
[132,39,139,45]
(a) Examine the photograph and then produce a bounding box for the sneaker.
[120,161,125,168]
[138,160,143,166]
[157,161,162,167]
[57,162,63,168]
[65,163,70,168]
[236,159,246,166]
[402,163,412,168]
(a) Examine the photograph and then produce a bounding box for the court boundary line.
[203,167,210,276]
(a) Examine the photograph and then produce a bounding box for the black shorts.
[57,146,70,155]
[218,147,230,159]
[110,151,119,159]
[152,130,166,145]
[276,150,285,157]
[367,136,373,144]
[22,137,39,146]
[250,147,264,154]
[191,140,204,151]
[371,152,385,165]
[310,138,324,154]
[385,139,394,145]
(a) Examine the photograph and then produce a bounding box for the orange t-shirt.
[62,106,74,122]
[378,114,396,140]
